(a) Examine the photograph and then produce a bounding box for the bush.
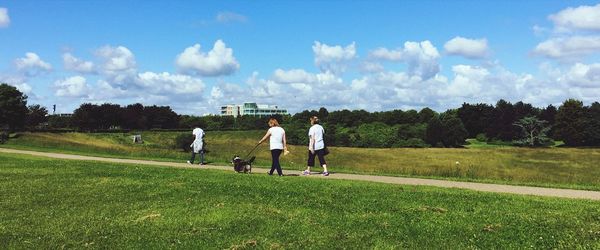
[475,133,487,142]
[0,131,8,144]
[173,133,194,152]
[392,138,429,148]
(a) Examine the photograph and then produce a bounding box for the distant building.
[221,102,288,117]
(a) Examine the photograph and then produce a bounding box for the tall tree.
[582,102,600,146]
[26,104,48,129]
[554,99,586,146]
[441,114,468,147]
[0,83,28,131]
[72,103,100,131]
[457,103,494,138]
[487,99,517,141]
[425,116,443,147]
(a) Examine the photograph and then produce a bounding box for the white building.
[221,102,288,117]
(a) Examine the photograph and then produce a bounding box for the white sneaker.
[187,160,192,165]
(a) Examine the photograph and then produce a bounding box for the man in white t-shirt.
[303,116,329,176]
[258,118,288,176]
[187,127,205,165]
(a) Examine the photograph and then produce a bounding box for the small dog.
[231,155,254,173]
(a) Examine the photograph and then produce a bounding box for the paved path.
[1,148,599,201]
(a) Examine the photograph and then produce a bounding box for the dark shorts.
[307,149,327,167]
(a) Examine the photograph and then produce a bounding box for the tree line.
[1,83,599,147]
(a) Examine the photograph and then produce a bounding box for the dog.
[231,155,254,173]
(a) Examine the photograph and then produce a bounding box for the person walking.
[259,118,287,176]
[187,127,205,165]
[302,116,329,176]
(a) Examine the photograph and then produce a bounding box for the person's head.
[268,118,280,127]
[310,116,319,125]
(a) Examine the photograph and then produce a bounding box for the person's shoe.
[187,160,192,165]
[323,172,329,176]
[302,170,310,176]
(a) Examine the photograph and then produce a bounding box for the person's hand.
[310,148,315,155]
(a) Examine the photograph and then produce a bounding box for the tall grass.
[3,131,600,190]
[1,153,599,249]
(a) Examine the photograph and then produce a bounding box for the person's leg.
[272,149,283,176]
[305,150,315,175]
[199,151,205,165]
[269,150,277,175]
[317,149,328,175]
[188,152,196,164]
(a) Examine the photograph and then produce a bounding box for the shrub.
[475,133,487,142]
[173,133,194,152]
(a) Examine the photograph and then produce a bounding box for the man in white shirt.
[187,127,205,165]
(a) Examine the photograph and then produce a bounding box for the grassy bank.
[0,153,598,249]
[2,131,600,190]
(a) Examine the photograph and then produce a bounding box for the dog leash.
[244,141,262,159]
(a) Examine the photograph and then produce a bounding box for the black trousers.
[269,149,283,176]
[190,151,204,164]
[307,149,327,167]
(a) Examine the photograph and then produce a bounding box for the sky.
[1,0,600,115]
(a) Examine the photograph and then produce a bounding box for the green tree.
[26,104,48,129]
[513,116,553,147]
[441,115,468,147]
[555,99,586,146]
[0,83,28,131]
[425,116,443,147]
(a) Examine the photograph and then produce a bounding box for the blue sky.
[1,1,600,115]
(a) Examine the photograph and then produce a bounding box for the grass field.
[2,131,600,191]
[0,153,598,249]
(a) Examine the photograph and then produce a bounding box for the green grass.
[2,131,600,191]
[0,152,598,249]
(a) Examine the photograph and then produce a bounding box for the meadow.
[0,153,598,249]
[2,131,600,191]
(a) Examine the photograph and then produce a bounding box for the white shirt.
[268,126,285,150]
[191,128,204,153]
[308,124,325,150]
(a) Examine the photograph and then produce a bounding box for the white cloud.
[216,11,247,23]
[312,41,356,73]
[532,36,600,59]
[444,65,489,97]
[176,40,240,77]
[271,69,317,84]
[444,36,489,59]
[0,8,9,28]
[359,61,384,73]
[14,52,52,76]
[63,53,95,73]
[0,74,32,95]
[95,45,137,83]
[136,71,205,95]
[54,76,91,98]
[370,48,403,61]
[369,41,441,80]
[549,3,600,32]
[559,63,600,88]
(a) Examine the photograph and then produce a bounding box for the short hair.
[310,116,319,124]
[268,118,280,127]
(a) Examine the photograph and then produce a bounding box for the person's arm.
[259,130,271,144]
[283,131,287,150]
[309,130,315,154]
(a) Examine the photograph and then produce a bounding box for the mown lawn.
[0,153,598,249]
[2,131,600,190]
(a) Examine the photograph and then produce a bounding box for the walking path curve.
[1,148,599,201]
